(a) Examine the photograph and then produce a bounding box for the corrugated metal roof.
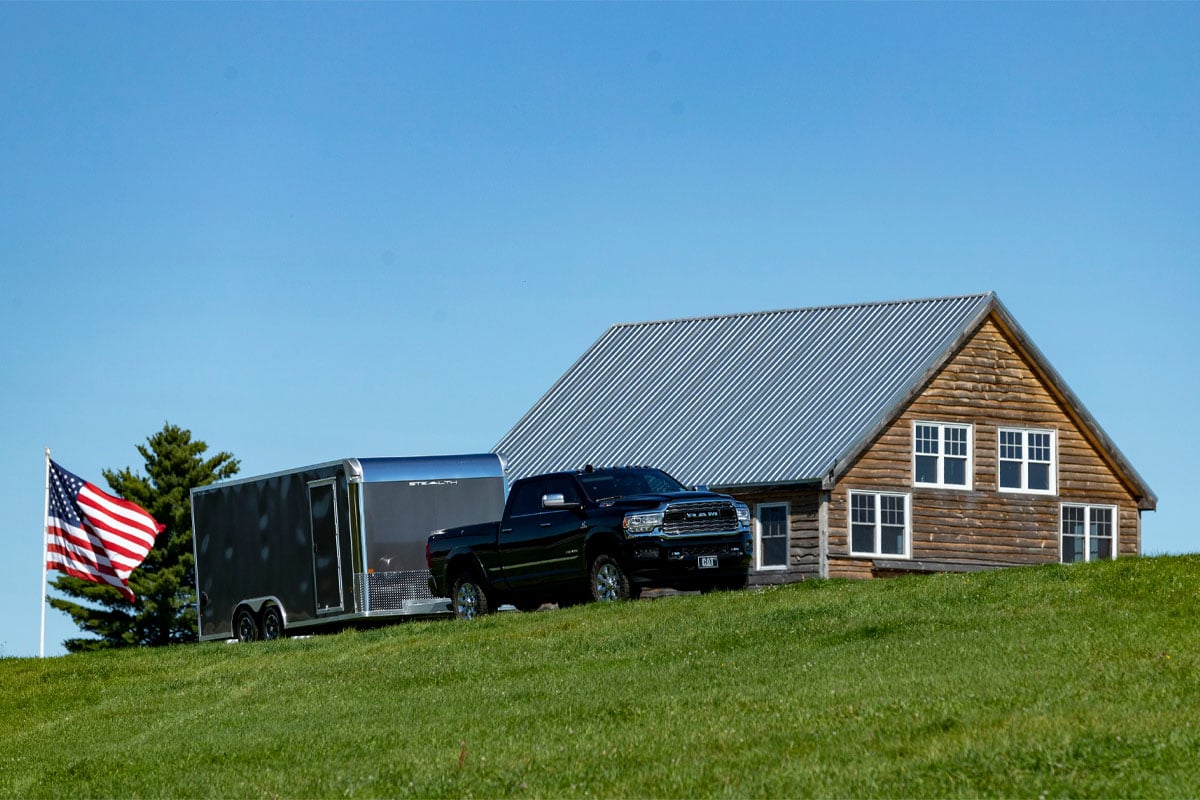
[495,293,996,487]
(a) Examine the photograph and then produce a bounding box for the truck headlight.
[735,502,750,527]
[623,511,664,534]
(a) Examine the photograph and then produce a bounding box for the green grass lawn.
[3,555,1198,798]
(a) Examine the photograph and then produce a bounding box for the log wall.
[827,316,1141,579]
[725,486,822,584]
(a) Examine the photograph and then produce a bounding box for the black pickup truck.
[426,466,753,619]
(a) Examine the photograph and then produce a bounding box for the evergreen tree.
[49,423,239,652]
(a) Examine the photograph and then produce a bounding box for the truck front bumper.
[621,531,753,590]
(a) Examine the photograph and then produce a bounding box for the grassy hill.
[3,555,1198,798]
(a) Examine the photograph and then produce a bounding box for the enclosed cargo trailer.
[191,454,506,642]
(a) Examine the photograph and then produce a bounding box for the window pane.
[999,430,1022,460]
[1029,432,1052,462]
[1062,506,1085,536]
[1062,535,1084,563]
[510,484,543,516]
[851,493,874,524]
[880,525,905,555]
[944,457,966,486]
[915,455,938,484]
[763,535,788,566]
[1028,462,1050,491]
[880,495,905,525]
[759,505,788,568]
[999,461,1022,489]
[915,425,939,455]
[851,523,875,554]
[880,495,906,555]
[945,427,968,457]
[1090,507,1113,561]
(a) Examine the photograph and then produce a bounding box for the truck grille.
[677,543,741,558]
[662,501,738,536]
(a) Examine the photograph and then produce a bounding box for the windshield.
[577,468,687,501]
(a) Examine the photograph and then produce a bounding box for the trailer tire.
[261,605,284,640]
[234,607,260,643]
[451,571,492,620]
[589,553,631,603]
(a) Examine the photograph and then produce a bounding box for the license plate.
[698,555,718,569]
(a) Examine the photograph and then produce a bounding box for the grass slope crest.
[3,555,1198,798]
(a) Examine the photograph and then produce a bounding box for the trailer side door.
[308,478,345,613]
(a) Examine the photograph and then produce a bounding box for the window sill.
[997,487,1057,497]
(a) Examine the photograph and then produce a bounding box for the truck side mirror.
[542,493,581,511]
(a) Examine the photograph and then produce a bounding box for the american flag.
[45,459,165,602]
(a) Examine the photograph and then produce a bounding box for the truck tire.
[261,605,284,640]
[451,570,492,620]
[234,607,259,643]
[589,553,631,602]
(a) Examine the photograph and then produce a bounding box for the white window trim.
[754,502,790,571]
[997,427,1058,495]
[1060,503,1119,563]
[848,490,912,559]
[912,420,974,490]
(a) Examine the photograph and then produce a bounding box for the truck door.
[308,478,345,613]
[499,477,586,590]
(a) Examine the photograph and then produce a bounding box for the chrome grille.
[662,501,738,536]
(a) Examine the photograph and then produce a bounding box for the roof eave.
[823,292,998,490]
[986,297,1158,511]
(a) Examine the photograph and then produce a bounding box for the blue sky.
[2,3,1196,657]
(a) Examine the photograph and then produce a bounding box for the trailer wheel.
[451,571,491,620]
[261,605,284,640]
[589,553,631,602]
[234,607,260,643]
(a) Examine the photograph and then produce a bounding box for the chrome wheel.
[589,554,630,602]
[455,582,480,619]
[451,574,490,620]
[594,563,621,601]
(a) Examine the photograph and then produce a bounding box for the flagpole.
[40,448,50,659]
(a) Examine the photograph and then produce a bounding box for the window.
[849,491,910,558]
[998,428,1056,493]
[508,481,549,516]
[755,503,789,570]
[913,422,972,488]
[1061,504,1117,563]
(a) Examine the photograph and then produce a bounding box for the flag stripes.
[45,459,165,602]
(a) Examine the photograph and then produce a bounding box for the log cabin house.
[494,293,1157,584]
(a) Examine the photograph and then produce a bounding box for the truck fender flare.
[584,529,623,563]
[444,549,490,587]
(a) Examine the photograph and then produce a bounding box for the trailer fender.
[230,596,288,628]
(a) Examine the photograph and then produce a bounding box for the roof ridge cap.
[609,292,995,330]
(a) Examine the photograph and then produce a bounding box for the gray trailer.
[191,454,506,642]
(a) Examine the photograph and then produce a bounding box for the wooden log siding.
[827,317,1140,577]
[725,486,822,584]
